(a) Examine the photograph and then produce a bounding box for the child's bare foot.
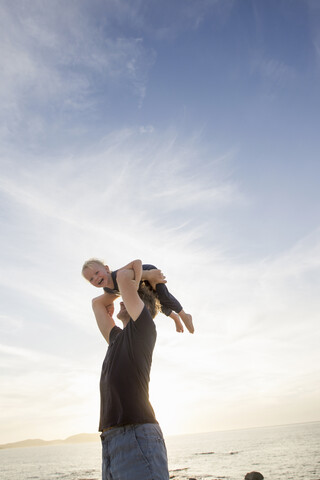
[170,312,184,333]
[179,311,194,334]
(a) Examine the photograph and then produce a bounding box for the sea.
[1,422,319,480]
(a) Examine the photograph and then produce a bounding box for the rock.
[245,472,264,480]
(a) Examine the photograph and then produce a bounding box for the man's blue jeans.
[100,423,169,480]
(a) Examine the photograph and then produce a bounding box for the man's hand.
[143,269,167,290]
[106,303,115,317]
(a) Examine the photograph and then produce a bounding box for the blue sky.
[0,0,320,444]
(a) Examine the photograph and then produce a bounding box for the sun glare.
[149,376,183,436]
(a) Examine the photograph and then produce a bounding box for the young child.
[82,258,194,333]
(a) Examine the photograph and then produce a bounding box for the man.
[92,267,169,480]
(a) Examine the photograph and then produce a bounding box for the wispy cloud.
[129,0,235,40]
[0,126,237,237]
[256,57,296,85]
[0,0,156,146]
[251,55,297,97]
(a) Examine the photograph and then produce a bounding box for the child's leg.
[169,312,184,333]
[177,309,194,334]
[142,264,194,333]
[142,265,183,333]
[155,280,194,334]
[155,302,182,332]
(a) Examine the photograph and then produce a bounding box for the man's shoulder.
[127,305,156,337]
[109,325,122,344]
[135,305,154,324]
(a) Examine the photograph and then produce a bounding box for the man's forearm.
[91,293,116,343]
[132,259,142,290]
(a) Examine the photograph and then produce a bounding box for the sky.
[0,0,320,445]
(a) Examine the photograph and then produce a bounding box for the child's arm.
[117,259,142,290]
[91,292,118,343]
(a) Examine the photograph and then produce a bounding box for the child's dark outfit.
[103,264,182,317]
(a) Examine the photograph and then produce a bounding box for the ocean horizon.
[1,421,319,480]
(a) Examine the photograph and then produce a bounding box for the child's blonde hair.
[81,258,105,277]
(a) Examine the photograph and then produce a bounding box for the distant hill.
[0,433,100,450]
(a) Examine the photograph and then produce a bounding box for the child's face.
[83,263,110,288]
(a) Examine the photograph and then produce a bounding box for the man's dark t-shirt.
[99,305,158,431]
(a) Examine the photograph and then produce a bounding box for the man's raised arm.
[117,269,144,321]
[92,293,118,343]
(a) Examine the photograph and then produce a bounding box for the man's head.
[245,472,264,480]
[117,301,130,324]
[82,259,111,288]
[117,282,160,325]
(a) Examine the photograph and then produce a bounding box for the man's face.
[83,263,110,288]
[117,301,130,322]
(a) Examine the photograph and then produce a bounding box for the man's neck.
[121,318,130,328]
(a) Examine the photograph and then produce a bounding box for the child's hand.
[145,269,167,290]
